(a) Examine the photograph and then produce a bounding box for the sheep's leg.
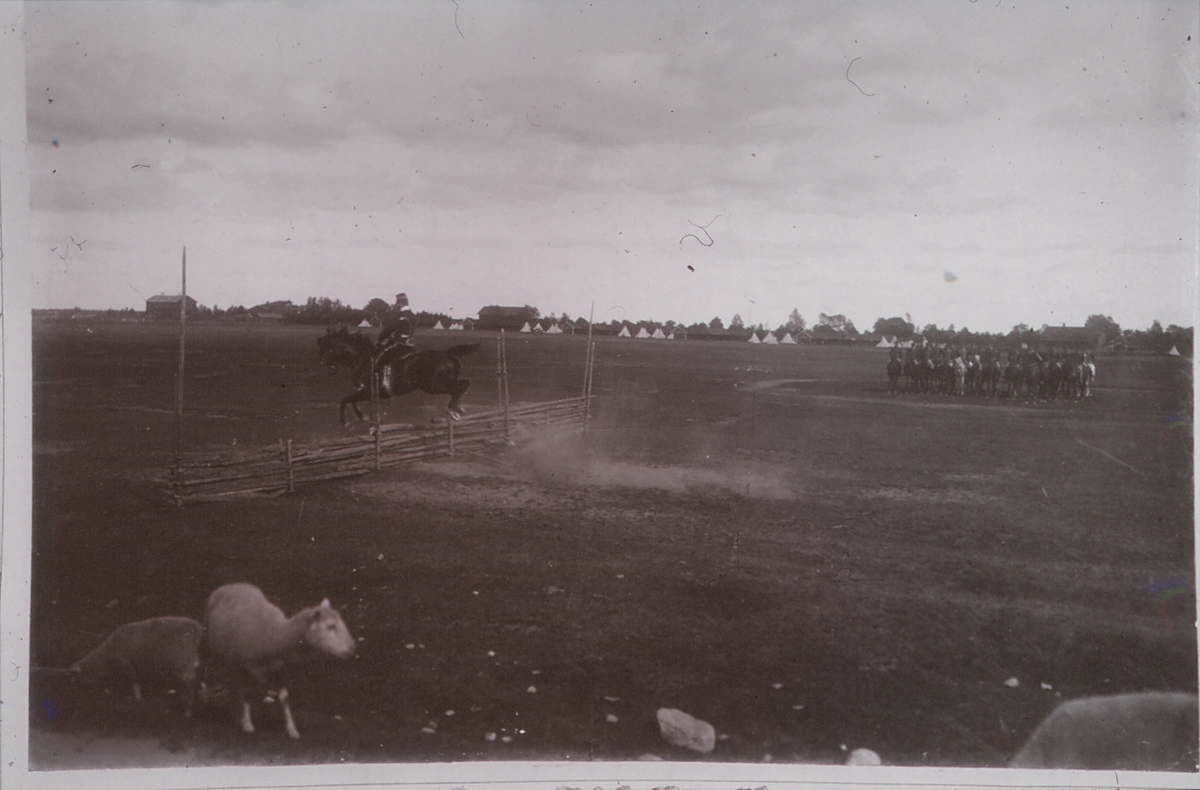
[279,687,300,739]
[240,698,256,734]
[235,679,255,733]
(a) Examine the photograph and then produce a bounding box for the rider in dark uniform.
[376,292,416,359]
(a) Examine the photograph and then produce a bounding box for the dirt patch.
[860,486,1002,506]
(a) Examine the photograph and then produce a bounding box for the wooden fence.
[168,396,588,504]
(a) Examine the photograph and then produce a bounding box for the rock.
[656,708,716,754]
[1005,677,1020,688]
[846,748,882,766]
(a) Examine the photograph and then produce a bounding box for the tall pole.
[175,247,186,467]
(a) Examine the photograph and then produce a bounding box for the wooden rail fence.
[168,396,588,504]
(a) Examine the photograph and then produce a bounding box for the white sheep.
[1009,691,1199,771]
[203,582,356,739]
[67,616,204,715]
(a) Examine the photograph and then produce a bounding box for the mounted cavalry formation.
[886,345,1095,401]
[317,294,478,426]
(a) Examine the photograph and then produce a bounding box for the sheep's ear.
[319,598,330,608]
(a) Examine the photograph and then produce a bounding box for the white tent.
[357,318,372,329]
[651,327,666,339]
[764,332,779,345]
[748,332,761,344]
[448,322,464,331]
[520,322,532,333]
[617,325,632,338]
[432,320,446,330]
[1168,345,1181,356]
[876,336,895,348]
[532,322,545,332]
[897,340,914,348]
[635,326,651,339]
[780,332,796,345]
[546,323,563,334]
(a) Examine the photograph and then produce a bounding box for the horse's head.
[317,330,363,370]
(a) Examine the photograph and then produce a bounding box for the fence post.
[500,329,510,442]
[448,418,455,457]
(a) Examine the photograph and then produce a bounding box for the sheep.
[1009,691,1199,771]
[203,582,356,739]
[66,616,204,715]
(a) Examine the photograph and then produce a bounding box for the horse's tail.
[445,343,480,358]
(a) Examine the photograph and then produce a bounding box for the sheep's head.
[304,602,356,659]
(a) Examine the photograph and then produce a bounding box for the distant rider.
[376,292,416,360]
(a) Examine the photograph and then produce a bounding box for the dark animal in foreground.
[62,616,204,716]
[203,583,356,739]
[887,357,902,393]
[1009,691,1198,771]
[317,326,479,426]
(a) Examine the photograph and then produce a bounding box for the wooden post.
[175,248,186,459]
[448,418,455,457]
[583,301,595,435]
[500,329,510,442]
[370,354,382,470]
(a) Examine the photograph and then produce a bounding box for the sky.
[22,0,1199,334]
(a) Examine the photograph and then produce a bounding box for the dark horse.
[887,355,903,393]
[317,327,479,426]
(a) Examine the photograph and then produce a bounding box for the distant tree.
[730,314,744,329]
[364,298,390,318]
[785,309,806,334]
[872,316,915,340]
[709,316,725,330]
[1165,325,1193,356]
[523,304,540,320]
[1084,314,1122,343]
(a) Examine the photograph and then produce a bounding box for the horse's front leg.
[446,379,471,419]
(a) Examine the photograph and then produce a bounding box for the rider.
[375,292,416,359]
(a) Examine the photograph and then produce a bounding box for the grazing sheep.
[1010,691,1199,771]
[203,583,356,739]
[68,616,204,715]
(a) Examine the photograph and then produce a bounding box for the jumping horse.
[317,326,478,426]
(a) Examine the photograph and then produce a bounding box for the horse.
[1080,356,1096,398]
[316,327,479,426]
[887,356,903,394]
[901,357,918,393]
[952,354,967,396]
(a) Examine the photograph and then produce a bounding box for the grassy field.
[29,321,1196,768]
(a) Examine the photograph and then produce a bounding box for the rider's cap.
[394,293,410,309]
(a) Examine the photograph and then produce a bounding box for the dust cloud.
[509,424,797,500]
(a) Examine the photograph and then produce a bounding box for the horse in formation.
[886,346,1095,402]
[317,326,479,426]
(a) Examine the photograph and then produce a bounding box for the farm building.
[668,326,687,340]
[248,300,298,321]
[1039,326,1108,350]
[476,305,536,332]
[145,294,198,320]
[809,325,855,345]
